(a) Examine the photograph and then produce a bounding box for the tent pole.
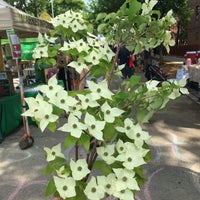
[16,59,30,138]
[0,39,4,71]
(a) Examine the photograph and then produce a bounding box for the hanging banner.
[6,29,21,59]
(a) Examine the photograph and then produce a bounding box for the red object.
[129,55,134,68]
[186,51,197,64]
[71,79,79,90]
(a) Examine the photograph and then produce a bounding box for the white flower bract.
[84,113,105,141]
[96,144,115,164]
[44,144,65,162]
[53,176,76,199]
[84,177,105,200]
[58,114,87,138]
[101,101,124,123]
[70,159,90,180]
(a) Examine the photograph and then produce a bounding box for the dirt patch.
[159,62,183,78]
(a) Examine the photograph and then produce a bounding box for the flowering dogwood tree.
[23,0,188,199]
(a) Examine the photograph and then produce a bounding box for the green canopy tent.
[1,38,38,61]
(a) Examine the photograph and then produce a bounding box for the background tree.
[87,0,125,33]
[154,0,192,45]
[88,0,192,46]
[4,0,86,17]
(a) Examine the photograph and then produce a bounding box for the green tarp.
[1,38,38,60]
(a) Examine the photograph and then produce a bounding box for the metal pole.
[51,0,54,18]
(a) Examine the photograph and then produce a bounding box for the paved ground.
[0,57,200,200]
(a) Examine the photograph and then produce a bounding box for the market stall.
[0,0,53,141]
[0,0,52,70]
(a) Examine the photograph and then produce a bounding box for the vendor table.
[0,80,64,141]
[188,65,200,84]
[0,91,37,141]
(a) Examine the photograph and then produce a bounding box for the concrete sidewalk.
[0,63,200,199]
[0,94,199,200]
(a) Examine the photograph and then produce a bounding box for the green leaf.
[103,123,115,141]
[128,0,142,20]
[138,23,147,32]
[68,181,87,200]
[47,122,57,132]
[90,64,108,77]
[77,134,90,153]
[52,105,63,116]
[64,134,78,149]
[93,160,112,176]
[96,12,107,21]
[97,23,108,33]
[134,166,144,178]
[143,110,154,123]
[136,109,154,123]
[41,163,55,175]
[45,178,57,196]
[144,149,152,162]
[129,75,141,87]
[104,12,117,22]
[150,97,163,109]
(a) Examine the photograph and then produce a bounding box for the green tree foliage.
[154,0,192,45]
[88,0,192,45]
[87,0,125,32]
[4,0,86,17]
[47,0,86,17]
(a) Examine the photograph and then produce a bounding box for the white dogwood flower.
[84,113,105,141]
[96,144,115,164]
[32,45,48,59]
[84,177,105,200]
[34,100,58,132]
[84,49,102,65]
[113,168,140,191]
[77,94,99,110]
[38,75,64,99]
[68,103,83,118]
[70,20,86,32]
[101,101,124,123]
[116,144,148,170]
[68,60,88,74]
[49,89,78,112]
[142,0,158,15]
[130,123,151,148]
[53,176,76,199]
[146,80,159,91]
[70,10,84,22]
[56,166,70,178]
[44,33,57,43]
[115,188,135,200]
[100,44,115,61]
[58,114,87,138]
[116,139,127,154]
[70,159,90,180]
[44,144,65,162]
[97,174,117,196]
[87,37,101,48]
[116,118,135,137]
[22,97,40,117]
[59,41,75,51]
[71,39,89,53]
[87,80,114,100]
